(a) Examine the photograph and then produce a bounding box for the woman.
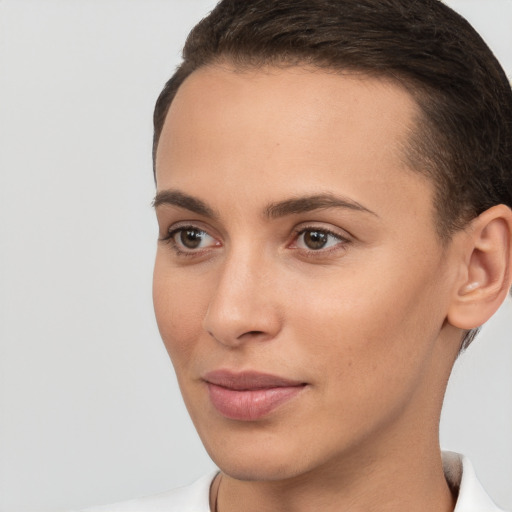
[87,0,512,510]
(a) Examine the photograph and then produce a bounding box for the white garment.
[82,452,507,511]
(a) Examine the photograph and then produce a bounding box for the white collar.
[443,451,505,511]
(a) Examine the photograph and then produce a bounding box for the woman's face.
[153,65,460,481]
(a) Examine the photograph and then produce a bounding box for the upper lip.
[203,370,305,390]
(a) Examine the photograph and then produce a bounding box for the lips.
[203,370,307,421]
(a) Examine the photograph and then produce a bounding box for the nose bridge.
[203,244,280,345]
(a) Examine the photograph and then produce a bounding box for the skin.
[152,64,505,512]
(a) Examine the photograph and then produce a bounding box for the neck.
[213,425,457,512]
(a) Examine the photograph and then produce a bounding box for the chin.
[211,451,311,482]
[196,423,325,482]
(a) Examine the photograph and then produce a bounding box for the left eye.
[294,229,344,250]
[171,227,217,250]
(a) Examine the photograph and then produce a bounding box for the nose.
[202,249,282,347]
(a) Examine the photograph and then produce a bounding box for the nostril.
[236,330,267,342]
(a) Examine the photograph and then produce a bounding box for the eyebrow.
[153,190,217,218]
[153,189,377,219]
[264,194,378,218]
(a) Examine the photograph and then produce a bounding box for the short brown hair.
[153,0,512,347]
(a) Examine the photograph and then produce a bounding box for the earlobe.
[447,204,512,330]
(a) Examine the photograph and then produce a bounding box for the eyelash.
[160,225,219,257]
[160,224,350,258]
[290,225,350,256]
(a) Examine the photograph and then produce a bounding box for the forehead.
[155,65,434,226]
[159,65,419,161]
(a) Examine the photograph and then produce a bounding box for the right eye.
[164,226,221,254]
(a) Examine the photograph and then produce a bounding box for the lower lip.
[206,383,305,421]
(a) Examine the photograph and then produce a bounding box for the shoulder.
[80,471,218,512]
[443,452,508,512]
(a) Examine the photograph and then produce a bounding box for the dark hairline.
[153,59,455,238]
[152,0,512,348]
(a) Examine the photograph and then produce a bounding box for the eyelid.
[159,219,217,240]
[160,222,222,256]
[292,222,352,241]
[288,224,352,253]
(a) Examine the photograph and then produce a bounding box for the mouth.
[203,370,307,421]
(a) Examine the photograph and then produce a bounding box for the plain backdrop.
[1,1,511,511]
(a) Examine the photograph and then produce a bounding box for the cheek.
[288,253,448,389]
[279,280,443,446]
[152,255,209,367]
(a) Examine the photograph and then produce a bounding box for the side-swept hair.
[153,0,512,348]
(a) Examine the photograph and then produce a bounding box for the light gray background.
[0,1,511,511]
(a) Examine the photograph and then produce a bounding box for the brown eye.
[303,230,329,250]
[168,227,218,252]
[294,228,346,251]
[178,228,204,249]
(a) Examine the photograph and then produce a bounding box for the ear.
[447,204,512,330]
